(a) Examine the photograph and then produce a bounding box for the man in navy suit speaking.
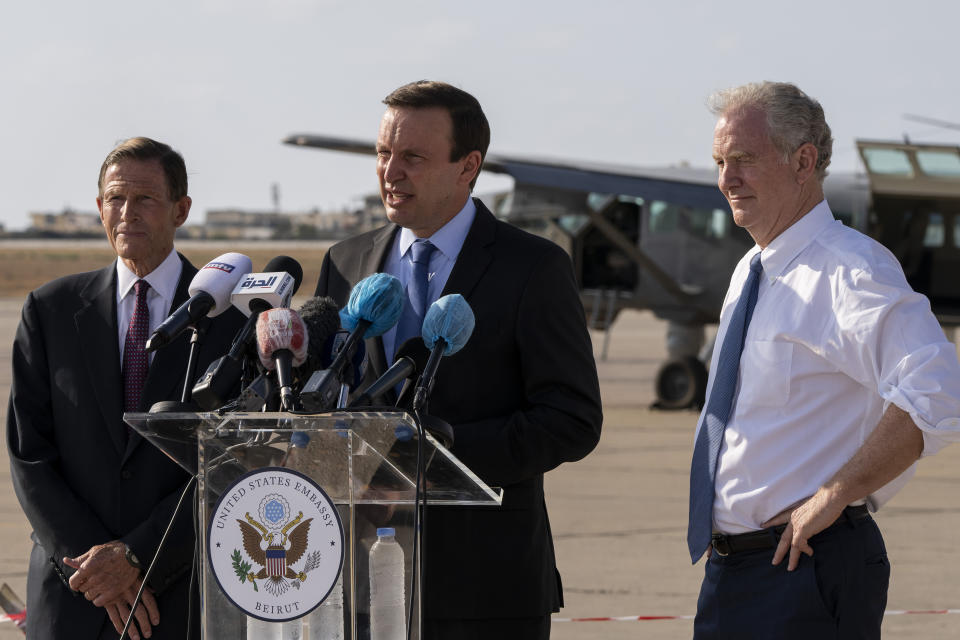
[314,81,603,640]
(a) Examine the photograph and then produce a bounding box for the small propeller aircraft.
[283,133,960,410]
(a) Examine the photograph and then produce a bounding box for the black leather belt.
[711,504,870,557]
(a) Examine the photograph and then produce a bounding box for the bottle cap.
[290,431,310,447]
[376,527,396,537]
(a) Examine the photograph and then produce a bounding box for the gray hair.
[708,81,833,183]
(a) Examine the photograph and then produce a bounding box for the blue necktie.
[687,252,763,562]
[395,240,437,355]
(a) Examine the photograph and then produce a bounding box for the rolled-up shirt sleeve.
[838,262,960,456]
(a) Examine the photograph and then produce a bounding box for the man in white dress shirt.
[688,81,960,639]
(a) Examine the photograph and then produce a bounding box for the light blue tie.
[687,252,764,562]
[395,240,437,355]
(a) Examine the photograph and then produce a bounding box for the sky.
[1,0,957,230]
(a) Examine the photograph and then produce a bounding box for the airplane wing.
[282,134,726,210]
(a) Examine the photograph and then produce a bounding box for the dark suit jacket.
[315,200,603,619]
[7,255,244,639]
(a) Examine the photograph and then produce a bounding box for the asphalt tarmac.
[0,299,957,639]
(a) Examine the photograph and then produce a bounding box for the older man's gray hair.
[709,81,833,183]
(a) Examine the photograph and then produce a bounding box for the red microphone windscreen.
[256,308,308,369]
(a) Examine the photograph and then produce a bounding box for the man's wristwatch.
[123,544,143,573]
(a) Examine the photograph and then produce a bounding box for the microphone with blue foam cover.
[414,294,475,412]
[300,273,404,411]
[338,272,405,338]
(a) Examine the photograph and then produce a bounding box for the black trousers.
[694,514,889,639]
[423,615,551,640]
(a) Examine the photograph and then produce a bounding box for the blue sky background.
[1,0,957,229]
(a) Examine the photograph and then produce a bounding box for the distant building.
[28,209,102,236]
[183,201,388,240]
[22,197,394,240]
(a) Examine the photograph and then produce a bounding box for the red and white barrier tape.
[0,610,26,628]
[5,607,956,626]
[554,609,960,622]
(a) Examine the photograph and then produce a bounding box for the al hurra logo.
[208,468,345,621]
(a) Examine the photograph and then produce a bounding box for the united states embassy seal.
[207,467,345,621]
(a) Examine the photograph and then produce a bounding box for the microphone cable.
[406,405,428,640]
[119,475,197,640]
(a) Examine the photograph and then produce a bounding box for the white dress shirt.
[115,249,183,366]
[704,200,960,534]
[381,197,477,361]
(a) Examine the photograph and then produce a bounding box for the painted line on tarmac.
[553,609,960,622]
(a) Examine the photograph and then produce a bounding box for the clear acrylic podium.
[126,411,502,639]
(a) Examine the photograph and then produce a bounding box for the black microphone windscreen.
[298,296,341,366]
[263,255,304,295]
[395,337,430,377]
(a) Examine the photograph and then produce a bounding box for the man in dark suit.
[7,137,244,639]
[315,81,603,639]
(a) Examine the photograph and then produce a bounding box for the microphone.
[230,254,303,316]
[296,296,342,376]
[413,294,476,413]
[233,373,275,412]
[145,252,252,351]
[192,256,304,410]
[300,331,368,411]
[348,338,427,408]
[323,330,369,389]
[299,273,404,411]
[256,308,308,411]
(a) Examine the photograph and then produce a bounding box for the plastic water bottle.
[279,619,303,640]
[246,616,303,639]
[246,616,282,639]
[369,527,406,640]
[306,573,344,639]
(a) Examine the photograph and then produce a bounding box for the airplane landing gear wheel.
[654,356,707,410]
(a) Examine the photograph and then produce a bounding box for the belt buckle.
[711,534,730,557]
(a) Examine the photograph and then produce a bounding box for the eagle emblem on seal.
[231,494,322,596]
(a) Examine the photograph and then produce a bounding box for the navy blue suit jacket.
[7,255,244,639]
[315,200,603,619]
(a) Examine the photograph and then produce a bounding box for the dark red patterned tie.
[123,280,151,413]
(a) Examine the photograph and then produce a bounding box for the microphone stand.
[405,406,427,640]
[149,319,209,414]
[180,318,209,404]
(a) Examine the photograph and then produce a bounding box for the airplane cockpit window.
[916,150,960,178]
[924,212,945,247]
[861,148,914,177]
[558,214,590,234]
[709,209,729,238]
[648,201,729,240]
[649,201,679,233]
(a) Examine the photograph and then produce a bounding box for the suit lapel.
[76,265,127,456]
[442,199,496,300]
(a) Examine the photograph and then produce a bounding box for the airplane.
[283,133,960,410]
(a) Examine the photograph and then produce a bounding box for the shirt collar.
[759,199,836,283]
[116,248,182,302]
[397,197,477,260]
